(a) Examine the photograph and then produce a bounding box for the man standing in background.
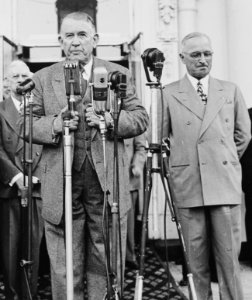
[0,60,44,300]
[125,134,146,270]
[157,32,250,299]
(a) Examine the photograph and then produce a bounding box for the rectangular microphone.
[92,66,108,114]
[64,61,81,96]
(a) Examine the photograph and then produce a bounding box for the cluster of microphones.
[16,48,165,115]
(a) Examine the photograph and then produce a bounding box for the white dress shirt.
[187,73,209,96]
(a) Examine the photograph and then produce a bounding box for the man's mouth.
[198,65,208,69]
[71,50,82,54]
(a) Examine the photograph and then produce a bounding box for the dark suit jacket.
[158,75,251,208]
[124,134,146,191]
[241,108,252,193]
[19,57,149,225]
[0,97,43,198]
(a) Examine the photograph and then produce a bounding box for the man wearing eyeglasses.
[158,32,251,299]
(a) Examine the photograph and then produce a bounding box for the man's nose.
[17,75,24,83]
[72,35,81,46]
[199,53,207,63]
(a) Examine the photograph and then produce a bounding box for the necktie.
[197,81,207,105]
[80,68,87,98]
[19,100,23,113]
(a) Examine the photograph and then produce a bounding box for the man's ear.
[179,53,186,64]
[58,35,63,46]
[93,33,99,49]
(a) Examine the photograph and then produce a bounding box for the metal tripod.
[134,82,197,300]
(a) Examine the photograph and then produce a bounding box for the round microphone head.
[16,78,35,95]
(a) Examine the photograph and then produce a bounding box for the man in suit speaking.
[20,11,148,300]
[158,32,251,299]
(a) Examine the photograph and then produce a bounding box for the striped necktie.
[197,81,207,105]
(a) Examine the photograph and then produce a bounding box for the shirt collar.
[82,57,93,81]
[11,95,22,112]
[187,73,209,95]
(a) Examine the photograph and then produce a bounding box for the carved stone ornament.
[157,0,177,42]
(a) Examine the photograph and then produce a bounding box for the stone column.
[177,0,197,76]
[226,0,252,108]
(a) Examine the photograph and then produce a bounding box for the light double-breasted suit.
[0,97,44,299]
[160,75,251,208]
[158,75,251,300]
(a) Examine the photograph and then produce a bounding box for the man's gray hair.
[7,60,31,78]
[60,12,96,34]
[180,32,211,52]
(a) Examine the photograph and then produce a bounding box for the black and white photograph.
[0,0,252,299]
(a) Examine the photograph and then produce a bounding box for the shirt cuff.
[9,172,23,187]
[104,112,114,131]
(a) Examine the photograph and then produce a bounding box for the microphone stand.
[103,73,126,300]
[134,81,160,300]
[63,61,81,300]
[89,82,114,298]
[20,91,34,300]
[161,139,198,300]
[134,48,196,300]
[63,111,74,300]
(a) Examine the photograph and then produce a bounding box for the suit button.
[223,161,228,165]
[36,152,40,156]
[186,121,191,125]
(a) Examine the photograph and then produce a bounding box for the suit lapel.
[199,77,226,138]
[1,98,20,133]
[173,76,205,120]
[52,61,69,109]
[0,98,23,166]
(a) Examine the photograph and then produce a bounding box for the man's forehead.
[9,66,30,76]
[184,37,212,51]
[61,18,94,33]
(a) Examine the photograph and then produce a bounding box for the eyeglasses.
[183,51,213,60]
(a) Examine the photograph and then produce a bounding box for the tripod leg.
[134,152,152,300]
[161,153,198,300]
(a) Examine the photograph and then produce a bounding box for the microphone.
[92,66,108,115]
[64,61,81,96]
[64,61,81,117]
[16,78,35,95]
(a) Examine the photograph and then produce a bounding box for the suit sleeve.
[18,72,61,145]
[116,68,149,138]
[0,116,21,185]
[131,133,146,169]
[233,85,251,158]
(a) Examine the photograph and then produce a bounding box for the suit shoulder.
[0,101,4,110]
[0,97,9,112]
[95,58,129,74]
[163,80,180,91]
[213,77,240,90]
[33,61,63,78]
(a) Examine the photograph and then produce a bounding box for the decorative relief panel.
[158,0,177,41]
[157,0,179,85]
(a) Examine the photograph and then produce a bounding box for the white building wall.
[0,0,14,39]
[0,0,58,44]
[226,0,252,108]
[0,0,251,239]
